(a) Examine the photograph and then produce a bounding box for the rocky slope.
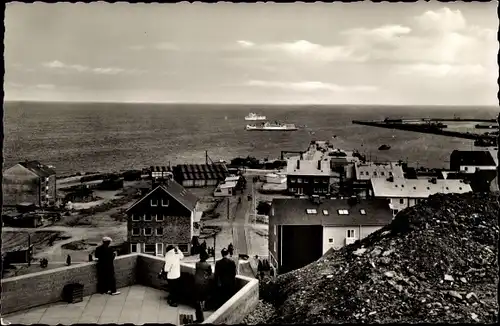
[244,193,499,324]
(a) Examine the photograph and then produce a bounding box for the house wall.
[45,174,57,206]
[459,165,496,173]
[127,188,193,255]
[2,164,41,206]
[322,225,384,252]
[388,197,422,212]
[287,175,330,196]
[214,186,232,197]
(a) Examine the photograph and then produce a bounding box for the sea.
[3,101,498,176]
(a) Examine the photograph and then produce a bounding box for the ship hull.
[246,126,298,131]
[245,117,267,121]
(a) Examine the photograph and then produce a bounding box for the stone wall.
[1,254,138,315]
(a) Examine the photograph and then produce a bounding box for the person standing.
[164,245,184,307]
[227,243,234,257]
[194,249,212,323]
[94,237,120,295]
[214,248,237,306]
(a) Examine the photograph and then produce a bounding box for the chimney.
[297,160,300,169]
[317,160,321,170]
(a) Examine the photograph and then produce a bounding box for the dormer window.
[373,172,377,176]
[381,172,385,176]
[360,209,366,215]
[161,199,169,207]
[459,187,462,190]
[322,210,329,215]
[150,199,158,207]
[389,172,393,176]
[338,209,349,215]
[306,209,317,214]
[445,187,449,190]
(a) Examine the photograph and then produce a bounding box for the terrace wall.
[1,254,138,315]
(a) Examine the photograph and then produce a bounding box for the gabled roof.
[355,162,405,180]
[450,150,496,167]
[286,159,332,176]
[271,198,392,227]
[126,179,198,213]
[173,164,228,181]
[371,178,472,198]
[19,160,56,177]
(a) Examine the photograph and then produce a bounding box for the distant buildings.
[269,197,393,274]
[126,175,200,256]
[3,160,57,207]
[349,162,405,198]
[450,150,497,174]
[370,178,472,216]
[214,175,244,197]
[172,163,228,188]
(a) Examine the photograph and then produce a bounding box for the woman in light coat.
[164,245,184,307]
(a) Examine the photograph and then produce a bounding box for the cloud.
[342,24,412,40]
[42,60,145,75]
[237,40,255,48]
[394,63,486,78]
[236,40,366,62]
[246,80,377,92]
[35,84,55,89]
[414,7,467,32]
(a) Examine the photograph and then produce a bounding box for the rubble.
[252,193,499,324]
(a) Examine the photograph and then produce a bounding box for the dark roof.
[19,160,56,177]
[271,198,393,227]
[126,179,198,212]
[450,150,496,166]
[173,164,228,181]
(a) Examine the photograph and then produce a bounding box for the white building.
[450,150,497,174]
[214,176,241,197]
[265,173,287,184]
[370,178,472,216]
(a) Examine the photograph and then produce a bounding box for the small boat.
[475,124,497,129]
[378,144,391,150]
[246,121,298,131]
[244,113,267,121]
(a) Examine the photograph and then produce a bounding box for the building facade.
[286,159,332,196]
[450,150,497,174]
[126,179,199,256]
[269,197,393,274]
[172,163,228,188]
[3,161,57,207]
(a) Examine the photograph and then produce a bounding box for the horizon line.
[3,100,499,107]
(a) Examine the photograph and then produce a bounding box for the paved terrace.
[1,253,259,325]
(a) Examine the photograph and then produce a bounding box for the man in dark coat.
[227,243,234,257]
[194,249,212,322]
[214,248,237,306]
[94,237,120,295]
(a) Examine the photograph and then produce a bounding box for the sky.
[4,2,499,105]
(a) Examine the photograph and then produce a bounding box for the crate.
[63,283,84,303]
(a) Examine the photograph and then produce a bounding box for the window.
[373,172,377,176]
[389,172,393,176]
[161,199,169,207]
[150,199,158,207]
[464,167,468,171]
[297,178,303,183]
[399,199,404,204]
[151,214,157,221]
[156,228,164,236]
[328,238,334,243]
[274,225,277,236]
[144,244,156,254]
[381,172,385,176]
[132,214,140,222]
[360,171,364,175]
[130,243,138,253]
[322,179,328,184]
[156,214,164,221]
[132,228,140,236]
[322,210,329,215]
[306,208,317,214]
[178,244,189,253]
[347,229,355,238]
[156,243,164,257]
[274,240,277,252]
[290,178,296,183]
[144,228,153,236]
[459,187,462,190]
[144,214,152,221]
[360,209,366,215]
[337,209,349,215]
[304,178,309,183]
[445,187,449,190]
[314,179,319,183]
[290,188,296,192]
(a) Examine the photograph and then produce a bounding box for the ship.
[246,121,298,131]
[244,113,267,121]
[378,144,391,151]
